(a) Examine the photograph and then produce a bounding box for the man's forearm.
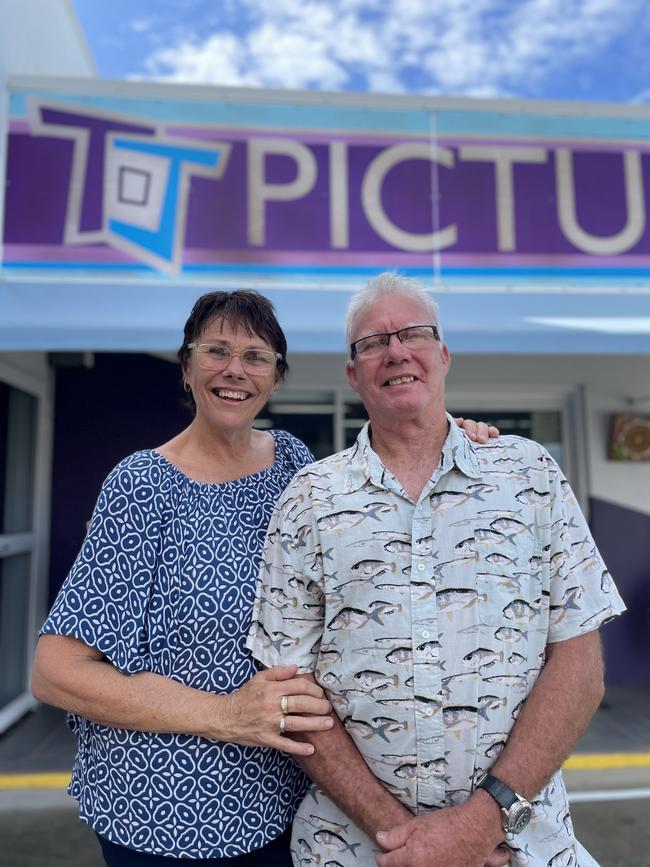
[377,631,604,849]
[488,629,604,800]
[375,630,605,867]
[294,712,413,838]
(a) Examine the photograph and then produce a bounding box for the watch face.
[507,802,532,834]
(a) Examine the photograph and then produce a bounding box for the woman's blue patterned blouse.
[42,430,314,859]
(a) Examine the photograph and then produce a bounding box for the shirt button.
[421,630,430,639]
[417,563,426,571]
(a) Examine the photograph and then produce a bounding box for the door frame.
[0,353,53,733]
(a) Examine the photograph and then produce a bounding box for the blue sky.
[72,0,650,104]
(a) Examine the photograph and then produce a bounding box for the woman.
[32,289,495,866]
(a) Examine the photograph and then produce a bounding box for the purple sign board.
[4,84,650,288]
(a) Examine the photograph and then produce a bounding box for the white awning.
[2,279,650,354]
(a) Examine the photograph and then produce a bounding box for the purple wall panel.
[590,497,650,684]
[4,135,73,244]
[49,354,187,604]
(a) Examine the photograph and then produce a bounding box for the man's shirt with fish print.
[247,418,625,867]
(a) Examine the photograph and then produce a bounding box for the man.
[247,272,624,867]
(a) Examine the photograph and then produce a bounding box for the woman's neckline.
[149,429,281,487]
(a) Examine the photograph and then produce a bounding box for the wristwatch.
[475,772,532,838]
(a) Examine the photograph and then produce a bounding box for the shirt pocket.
[474,533,541,631]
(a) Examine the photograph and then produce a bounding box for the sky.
[71,0,650,105]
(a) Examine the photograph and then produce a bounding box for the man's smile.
[384,375,417,386]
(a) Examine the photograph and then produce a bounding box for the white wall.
[283,352,650,517]
[0,0,95,254]
[0,0,95,81]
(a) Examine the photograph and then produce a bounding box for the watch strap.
[476,772,517,810]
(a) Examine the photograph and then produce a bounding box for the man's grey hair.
[345,272,443,357]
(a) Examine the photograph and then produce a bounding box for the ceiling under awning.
[2,280,650,355]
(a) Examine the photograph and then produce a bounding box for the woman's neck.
[156,421,274,484]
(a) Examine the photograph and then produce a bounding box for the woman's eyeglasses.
[188,342,281,375]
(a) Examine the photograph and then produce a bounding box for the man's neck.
[369,414,450,501]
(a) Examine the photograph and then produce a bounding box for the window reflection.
[0,384,37,534]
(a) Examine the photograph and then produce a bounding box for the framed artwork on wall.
[608,414,650,461]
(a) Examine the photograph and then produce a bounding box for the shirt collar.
[344,412,482,493]
[441,412,483,479]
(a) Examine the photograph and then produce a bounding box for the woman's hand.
[454,417,500,444]
[219,665,333,757]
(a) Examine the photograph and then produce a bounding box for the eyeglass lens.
[354,325,437,356]
[197,344,277,373]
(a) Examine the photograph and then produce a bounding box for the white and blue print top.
[42,430,313,859]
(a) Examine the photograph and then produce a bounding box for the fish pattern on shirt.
[247,420,624,867]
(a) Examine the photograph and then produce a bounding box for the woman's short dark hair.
[178,289,289,382]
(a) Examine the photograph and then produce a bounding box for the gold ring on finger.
[280,695,289,715]
[279,716,286,735]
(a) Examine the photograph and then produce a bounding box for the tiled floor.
[1,684,648,776]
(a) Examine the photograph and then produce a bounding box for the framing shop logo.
[29,100,231,275]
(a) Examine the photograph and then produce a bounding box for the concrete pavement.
[1,687,649,866]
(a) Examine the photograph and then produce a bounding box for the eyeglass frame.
[350,324,440,360]
[187,342,282,375]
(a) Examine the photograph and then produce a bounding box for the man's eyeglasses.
[188,342,281,375]
[350,325,440,360]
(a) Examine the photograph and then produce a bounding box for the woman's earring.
[183,380,191,393]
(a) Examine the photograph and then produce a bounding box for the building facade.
[1,36,650,731]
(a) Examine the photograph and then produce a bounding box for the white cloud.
[630,88,650,105]
[130,18,154,34]
[143,33,253,86]
[365,69,407,94]
[246,24,349,89]
[137,0,649,98]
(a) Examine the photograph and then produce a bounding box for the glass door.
[0,368,50,733]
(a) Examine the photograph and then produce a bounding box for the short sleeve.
[545,451,626,643]
[276,431,315,474]
[246,470,324,673]
[41,453,167,674]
